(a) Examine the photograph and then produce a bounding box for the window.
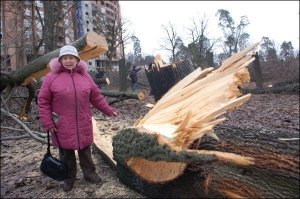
[25,31,32,38]
[89,62,92,65]
[101,8,106,14]
[87,29,90,32]
[86,20,89,24]
[85,12,88,15]
[85,3,88,7]
[36,21,42,29]
[39,11,44,18]
[25,42,33,49]
[35,0,43,7]
[24,20,30,28]
[24,8,30,16]
[37,32,42,39]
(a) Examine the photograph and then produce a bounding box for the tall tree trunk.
[118,58,127,91]
[252,52,264,88]
[145,59,194,102]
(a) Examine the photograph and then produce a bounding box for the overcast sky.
[119,1,299,61]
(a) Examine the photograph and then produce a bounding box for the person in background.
[95,67,105,89]
[129,65,141,92]
[38,45,118,192]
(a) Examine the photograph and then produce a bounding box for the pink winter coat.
[38,58,114,150]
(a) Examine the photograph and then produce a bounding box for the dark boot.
[60,180,74,192]
[84,174,102,184]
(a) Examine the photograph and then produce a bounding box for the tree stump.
[145,58,194,102]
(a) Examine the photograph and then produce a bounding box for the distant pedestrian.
[129,65,141,92]
[95,67,105,88]
[148,63,154,96]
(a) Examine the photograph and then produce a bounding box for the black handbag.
[40,130,68,181]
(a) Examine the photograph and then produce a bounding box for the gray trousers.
[60,145,97,182]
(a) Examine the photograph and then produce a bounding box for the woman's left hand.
[111,112,118,118]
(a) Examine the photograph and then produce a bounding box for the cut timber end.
[125,158,187,183]
[79,32,108,61]
[106,78,110,85]
[138,92,144,100]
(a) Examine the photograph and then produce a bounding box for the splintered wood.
[123,43,261,183]
[136,42,260,149]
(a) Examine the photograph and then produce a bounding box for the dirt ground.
[1,78,299,198]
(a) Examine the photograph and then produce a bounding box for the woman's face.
[61,55,79,70]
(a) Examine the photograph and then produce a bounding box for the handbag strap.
[47,131,66,158]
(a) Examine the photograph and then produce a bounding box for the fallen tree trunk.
[93,123,299,198]
[101,90,144,100]
[113,125,299,198]
[92,77,110,85]
[1,31,108,117]
[145,57,194,102]
[242,83,299,94]
[7,31,107,89]
[93,42,299,198]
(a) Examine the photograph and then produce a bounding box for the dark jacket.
[130,67,141,83]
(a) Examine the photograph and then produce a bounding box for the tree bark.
[145,59,194,102]
[188,42,209,69]
[101,90,144,100]
[113,125,299,198]
[242,83,299,94]
[251,52,264,88]
[118,58,128,91]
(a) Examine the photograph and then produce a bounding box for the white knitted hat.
[58,46,80,61]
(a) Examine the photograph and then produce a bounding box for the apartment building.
[78,0,123,71]
[0,0,122,72]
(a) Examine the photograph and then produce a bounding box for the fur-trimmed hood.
[49,58,88,74]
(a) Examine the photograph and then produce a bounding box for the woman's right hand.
[49,127,57,133]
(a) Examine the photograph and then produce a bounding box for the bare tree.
[185,13,219,54]
[159,21,182,62]
[185,13,220,67]
[90,8,132,70]
[42,1,76,53]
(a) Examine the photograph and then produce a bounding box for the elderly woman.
[38,45,117,192]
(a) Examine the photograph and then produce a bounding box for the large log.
[100,90,144,100]
[18,31,108,87]
[113,125,299,198]
[145,57,194,102]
